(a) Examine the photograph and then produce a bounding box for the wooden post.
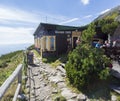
[41,49,43,59]
[41,37,43,59]
[18,68,22,94]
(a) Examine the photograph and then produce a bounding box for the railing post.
[18,68,22,94]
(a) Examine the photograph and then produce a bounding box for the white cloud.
[83,15,92,19]
[0,6,69,25]
[80,0,90,5]
[0,27,35,45]
[59,18,79,24]
[0,7,40,24]
[0,5,70,45]
[99,9,110,15]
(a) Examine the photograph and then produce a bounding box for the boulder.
[57,82,66,89]
[56,66,66,74]
[111,95,117,101]
[61,88,77,100]
[77,94,86,101]
[48,76,64,84]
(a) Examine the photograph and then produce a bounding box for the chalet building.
[33,23,85,56]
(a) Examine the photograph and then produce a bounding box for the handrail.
[0,64,23,101]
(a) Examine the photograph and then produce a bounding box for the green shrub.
[65,23,111,89]
[0,61,8,68]
[65,43,111,89]
[54,96,66,101]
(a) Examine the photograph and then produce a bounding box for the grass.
[1,81,17,101]
[53,94,66,101]
[0,50,24,101]
[52,90,66,101]
[0,51,23,85]
[65,78,81,94]
[51,60,61,67]
[42,54,68,67]
[32,49,41,58]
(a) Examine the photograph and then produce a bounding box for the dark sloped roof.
[34,23,87,35]
[41,23,79,31]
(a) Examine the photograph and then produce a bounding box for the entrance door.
[73,37,77,49]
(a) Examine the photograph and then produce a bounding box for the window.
[45,36,56,51]
[50,36,55,50]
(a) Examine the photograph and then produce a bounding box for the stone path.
[111,61,120,79]
[112,61,120,73]
[110,61,120,94]
[25,58,87,101]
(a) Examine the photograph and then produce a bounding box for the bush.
[0,61,8,68]
[66,23,111,89]
[65,43,111,89]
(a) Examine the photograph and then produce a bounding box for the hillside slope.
[95,5,120,21]
[0,50,23,101]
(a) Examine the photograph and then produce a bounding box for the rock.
[60,63,65,68]
[57,82,66,89]
[22,76,28,80]
[67,99,76,101]
[45,95,51,101]
[86,99,90,101]
[26,84,30,88]
[52,71,57,76]
[44,83,47,86]
[18,94,27,100]
[61,88,77,100]
[33,85,40,89]
[48,76,65,84]
[54,95,66,101]
[111,95,117,101]
[33,73,38,76]
[31,90,35,95]
[56,66,66,74]
[61,73,66,77]
[77,94,86,101]
[52,89,58,94]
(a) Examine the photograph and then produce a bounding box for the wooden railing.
[0,64,23,101]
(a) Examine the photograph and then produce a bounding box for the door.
[73,37,78,49]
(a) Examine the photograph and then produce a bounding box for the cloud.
[80,0,90,5]
[0,7,40,24]
[0,5,69,26]
[0,26,35,45]
[83,15,92,19]
[59,18,79,24]
[0,5,70,44]
[99,9,110,15]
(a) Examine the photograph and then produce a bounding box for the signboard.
[55,31,71,34]
[55,31,64,34]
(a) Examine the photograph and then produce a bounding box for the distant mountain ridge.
[94,5,120,21]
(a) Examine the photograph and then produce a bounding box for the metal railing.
[0,64,23,101]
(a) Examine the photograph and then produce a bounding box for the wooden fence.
[0,64,23,101]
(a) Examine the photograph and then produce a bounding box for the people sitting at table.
[102,40,110,47]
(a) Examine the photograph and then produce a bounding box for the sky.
[0,0,120,45]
